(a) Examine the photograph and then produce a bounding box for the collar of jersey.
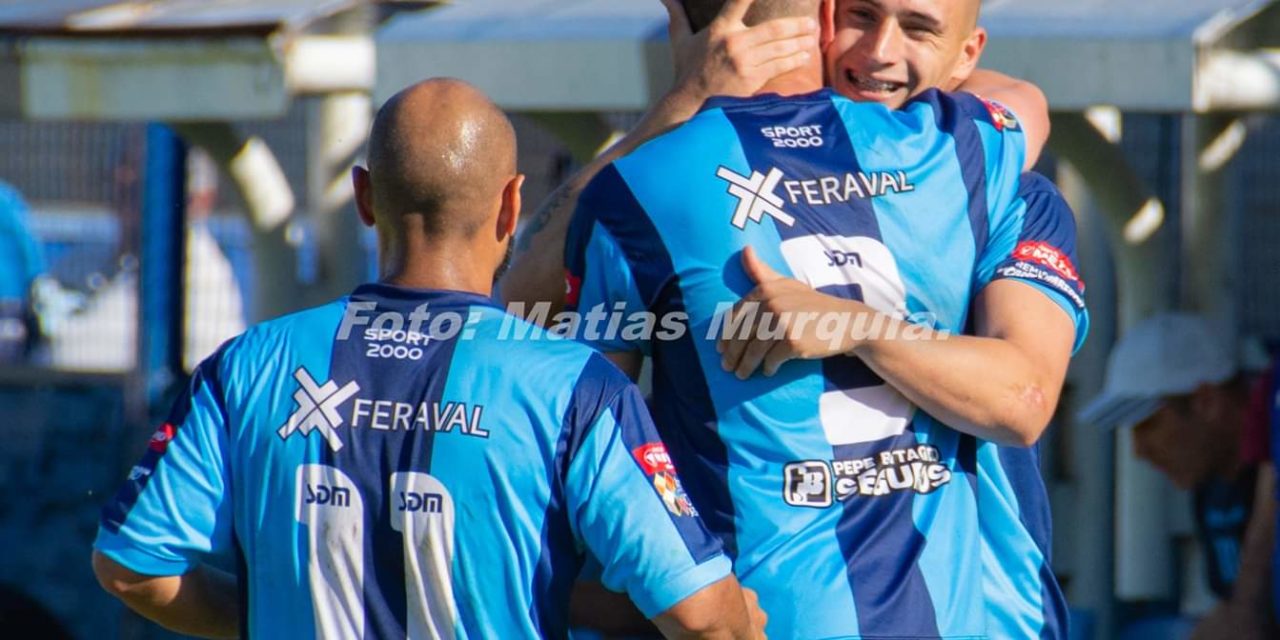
[350,282,501,310]
[699,87,835,113]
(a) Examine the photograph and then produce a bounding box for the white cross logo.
[716,166,795,230]
[278,368,361,452]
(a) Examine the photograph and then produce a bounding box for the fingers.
[715,0,757,26]
[736,16,818,50]
[658,0,692,42]
[733,334,774,380]
[753,51,813,83]
[760,341,795,377]
[741,246,784,285]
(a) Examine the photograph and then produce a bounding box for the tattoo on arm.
[516,181,575,252]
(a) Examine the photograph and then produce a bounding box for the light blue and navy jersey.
[976,175,1086,640]
[564,88,1088,638]
[95,284,729,639]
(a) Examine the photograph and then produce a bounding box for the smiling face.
[823,0,985,109]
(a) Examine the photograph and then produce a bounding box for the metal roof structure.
[376,0,1280,112]
[979,0,1280,110]
[0,0,439,120]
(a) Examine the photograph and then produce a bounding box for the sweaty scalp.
[682,0,820,33]
[367,78,517,238]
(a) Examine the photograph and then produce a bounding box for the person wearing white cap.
[1080,312,1277,639]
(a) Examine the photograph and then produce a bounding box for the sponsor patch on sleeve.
[148,423,176,454]
[997,241,1087,311]
[632,443,698,517]
[980,98,1021,132]
[1013,241,1080,283]
[564,270,582,307]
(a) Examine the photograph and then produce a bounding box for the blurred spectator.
[182,148,244,370]
[0,181,46,363]
[1080,313,1277,639]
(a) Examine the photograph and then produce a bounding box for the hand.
[717,247,872,379]
[742,587,769,639]
[659,0,816,104]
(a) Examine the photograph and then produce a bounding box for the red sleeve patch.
[632,443,675,475]
[148,423,176,454]
[564,270,582,307]
[980,98,1020,132]
[1013,241,1080,283]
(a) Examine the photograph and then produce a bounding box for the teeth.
[846,71,898,93]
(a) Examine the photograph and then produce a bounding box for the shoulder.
[219,298,348,368]
[1017,172,1064,199]
[901,89,1021,135]
[466,306,619,379]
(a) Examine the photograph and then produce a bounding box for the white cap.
[1078,313,1236,429]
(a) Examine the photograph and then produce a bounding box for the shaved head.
[683,0,820,33]
[367,78,517,239]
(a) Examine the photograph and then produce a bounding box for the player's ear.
[819,0,836,51]
[949,26,987,88]
[497,173,525,241]
[352,165,375,228]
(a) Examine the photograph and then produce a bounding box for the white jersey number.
[296,465,458,640]
[778,234,917,445]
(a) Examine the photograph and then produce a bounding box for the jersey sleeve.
[95,349,233,575]
[563,165,652,355]
[561,354,730,617]
[976,174,1089,352]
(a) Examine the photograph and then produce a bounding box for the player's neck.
[755,64,824,98]
[378,243,495,298]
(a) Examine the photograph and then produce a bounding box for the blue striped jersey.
[564,88,1088,639]
[95,284,729,639]
[977,174,1085,640]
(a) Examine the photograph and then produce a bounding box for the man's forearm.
[849,310,1057,446]
[499,88,706,314]
[95,553,239,639]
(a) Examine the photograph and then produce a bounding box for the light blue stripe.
[226,300,349,638]
[840,101,977,332]
[430,309,587,638]
[905,418,985,635]
[977,441,1048,638]
[616,108,857,638]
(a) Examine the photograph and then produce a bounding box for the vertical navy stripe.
[1040,561,1069,640]
[323,289,471,639]
[582,165,736,556]
[722,96,940,636]
[997,444,1067,639]
[530,353,625,638]
[919,90,991,258]
[957,433,978,495]
[234,530,250,640]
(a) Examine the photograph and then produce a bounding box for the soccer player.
[507,1,1085,637]
[557,2,1088,638]
[90,79,764,640]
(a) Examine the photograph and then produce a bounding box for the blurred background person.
[1080,313,1277,640]
[0,180,47,363]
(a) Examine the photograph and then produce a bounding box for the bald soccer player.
[91,79,764,640]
